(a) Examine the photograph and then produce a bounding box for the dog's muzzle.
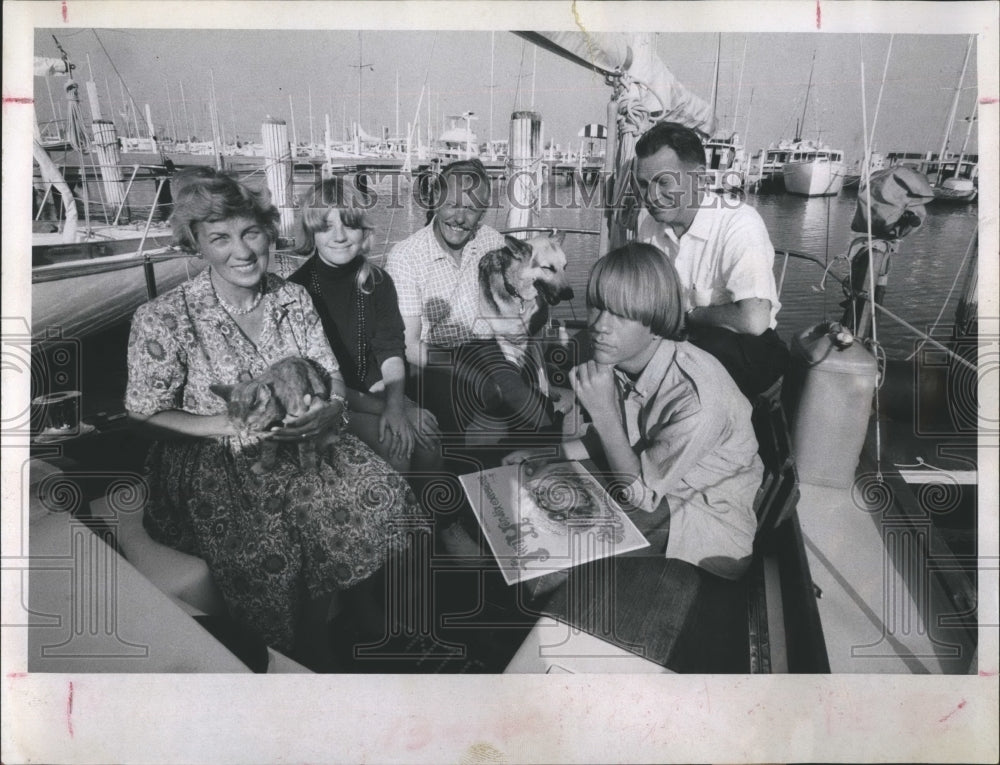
[537,281,575,305]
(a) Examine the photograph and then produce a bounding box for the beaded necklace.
[212,271,264,315]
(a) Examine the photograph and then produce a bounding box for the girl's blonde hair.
[295,177,379,293]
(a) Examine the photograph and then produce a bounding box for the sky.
[32,28,981,163]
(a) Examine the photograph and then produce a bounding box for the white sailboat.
[928,35,978,204]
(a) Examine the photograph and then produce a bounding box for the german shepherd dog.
[477,233,574,339]
[455,234,576,446]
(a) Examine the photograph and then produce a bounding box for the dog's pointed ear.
[504,234,532,258]
[549,230,567,247]
[480,245,505,279]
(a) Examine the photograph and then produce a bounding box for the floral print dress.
[126,268,421,651]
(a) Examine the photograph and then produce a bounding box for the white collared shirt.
[638,193,781,329]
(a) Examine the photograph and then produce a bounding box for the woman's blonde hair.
[170,168,280,253]
[587,242,685,340]
[295,177,379,293]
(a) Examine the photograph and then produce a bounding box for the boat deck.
[798,480,971,674]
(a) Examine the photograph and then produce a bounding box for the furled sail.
[517,32,718,250]
[34,56,70,77]
[515,32,716,136]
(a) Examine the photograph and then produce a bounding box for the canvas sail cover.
[34,56,70,77]
[517,32,717,136]
[518,32,717,248]
[852,166,935,240]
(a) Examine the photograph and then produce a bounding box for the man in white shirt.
[634,121,789,398]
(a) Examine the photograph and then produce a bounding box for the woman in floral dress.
[125,169,421,668]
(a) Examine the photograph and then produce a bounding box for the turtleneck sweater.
[290,255,406,392]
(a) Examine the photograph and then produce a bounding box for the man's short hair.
[430,158,492,211]
[587,242,685,340]
[635,121,705,167]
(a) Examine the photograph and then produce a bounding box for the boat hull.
[783,160,846,196]
[932,178,978,204]
[32,252,205,342]
[755,172,786,193]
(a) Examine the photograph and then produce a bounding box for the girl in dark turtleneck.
[290,179,441,474]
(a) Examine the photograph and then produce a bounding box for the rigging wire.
[858,35,883,482]
[514,39,527,111]
[866,35,894,184]
[822,195,831,320]
[92,28,166,164]
[92,31,140,132]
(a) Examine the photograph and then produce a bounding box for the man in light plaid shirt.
[385,159,505,371]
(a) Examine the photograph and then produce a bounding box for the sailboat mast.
[796,51,816,142]
[710,33,721,131]
[953,101,977,179]
[229,94,237,143]
[731,36,747,135]
[179,80,191,142]
[743,86,755,186]
[936,34,974,173]
[489,30,495,155]
[531,46,537,108]
[209,69,223,169]
[357,32,363,133]
[165,81,178,143]
[395,71,400,138]
[308,87,314,148]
